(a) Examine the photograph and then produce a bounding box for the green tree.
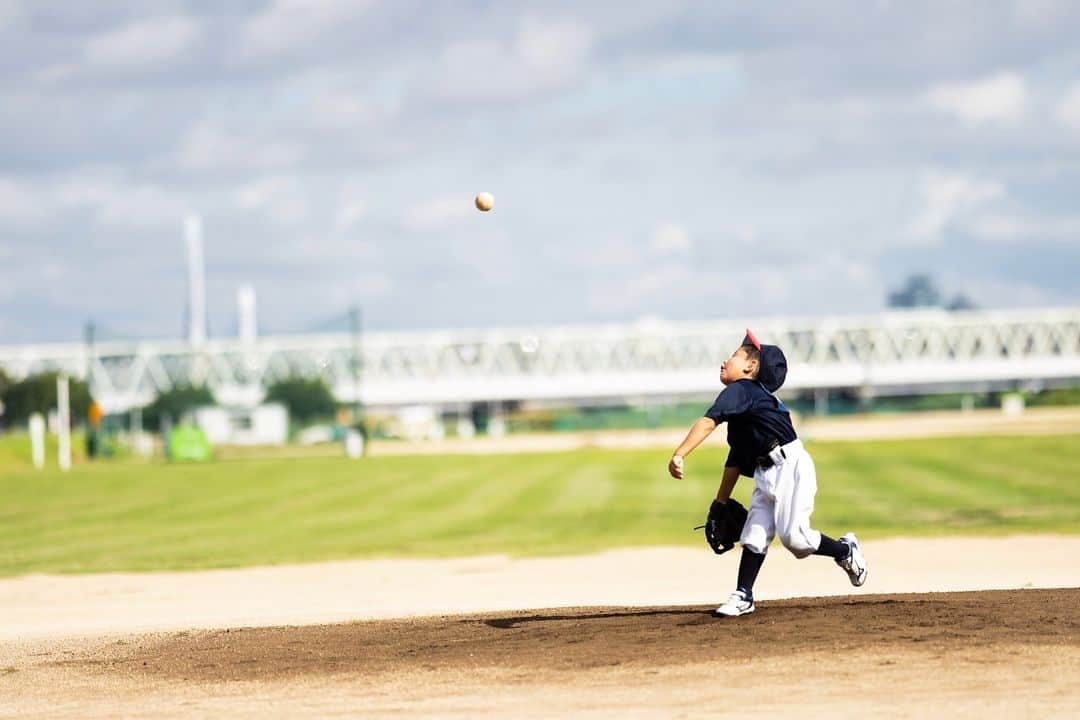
[0,371,92,426]
[141,384,215,431]
[945,293,978,311]
[265,376,337,424]
[0,367,12,429]
[887,274,943,308]
[887,274,978,312]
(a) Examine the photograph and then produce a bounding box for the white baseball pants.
[739,439,823,558]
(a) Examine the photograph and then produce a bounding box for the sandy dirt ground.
[3,536,1080,641]
[2,536,1079,718]
[1,590,1077,719]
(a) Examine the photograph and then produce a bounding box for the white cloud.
[0,177,46,227]
[326,179,369,236]
[5,4,1080,342]
[587,263,693,314]
[333,199,367,234]
[54,171,117,207]
[927,72,1027,125]
[176,121,232,171]
[434,40,509,100]
[84,16,200,69]
[908,173,1080,247]
[0,172,192,232]
[909,172,1004,241]
[517,16,592,79]
[96,184,187,229]
[586,238,644,270]
[177,119,304,172]
[429,16,592,102]
[0,1,20,31]
[649,52,741,77]
[968,214,1080,243]
[1057,83,1080,129]
[234,176,309,224]
[309,93,387,131]
[1011,0,1074,27]
[405,195,474,229]
[650,223,691,254]
[729,224,761,245]
[240,0,373,59]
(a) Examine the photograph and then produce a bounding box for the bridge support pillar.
[814,388,829,417]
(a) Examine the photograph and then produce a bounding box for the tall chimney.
[185,214,207,347]
[237,284,257,344]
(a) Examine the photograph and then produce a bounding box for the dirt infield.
[6,536,1080,640]
[3,588,1078,718]
[119,588,1080,681]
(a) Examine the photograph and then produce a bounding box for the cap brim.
[744,327,762,351]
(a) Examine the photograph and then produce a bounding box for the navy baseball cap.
[743,328,787,392]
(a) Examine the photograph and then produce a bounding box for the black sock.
[736,547,766,597]
[814,534,849,560]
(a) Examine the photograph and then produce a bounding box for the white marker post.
[57,374,71,472]
[29,413,46,470]
[344,429,365,459]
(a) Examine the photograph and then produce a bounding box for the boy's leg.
[717,546,765,617]
[736,546,766,595]
[716,482,774,617]
[739,482,776,555]
[814,534,849,560]
[774,450,821,558]
[776,448,868,585]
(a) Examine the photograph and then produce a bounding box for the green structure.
[167,424,212,462]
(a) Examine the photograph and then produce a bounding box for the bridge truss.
[1,308,1077,413]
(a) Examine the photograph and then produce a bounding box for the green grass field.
[1,432,1078,577]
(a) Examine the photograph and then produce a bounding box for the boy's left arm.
[714,464,741,503]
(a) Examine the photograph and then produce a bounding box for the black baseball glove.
[695,499,748,555]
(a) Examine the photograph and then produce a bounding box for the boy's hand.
[668,454,685,479]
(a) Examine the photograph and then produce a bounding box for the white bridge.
[1,308,1077,413]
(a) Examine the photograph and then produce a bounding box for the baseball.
[475,192,494,212]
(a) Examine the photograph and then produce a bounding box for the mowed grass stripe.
[0,433,1078,575]
[810,436,1080,532]
[415,454,577,548]
[0,458,407,571]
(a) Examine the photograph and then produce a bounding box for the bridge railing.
[1,308,1077,412]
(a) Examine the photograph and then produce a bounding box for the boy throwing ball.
[668,329,868,617]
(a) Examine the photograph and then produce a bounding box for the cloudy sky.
[2,0,1079,343]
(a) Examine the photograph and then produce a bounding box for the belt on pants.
[756,439,802,469]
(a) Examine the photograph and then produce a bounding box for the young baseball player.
[667,329,867,617]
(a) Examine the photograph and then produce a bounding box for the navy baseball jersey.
[704,378,797,478]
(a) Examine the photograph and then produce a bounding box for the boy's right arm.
[668,417,718,479]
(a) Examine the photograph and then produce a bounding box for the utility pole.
[344,305,366,459]
[57,374,71,472]
[185,214,207,347]
[348,305,363,427]
[84,321,99,458]
[84,321,95,394]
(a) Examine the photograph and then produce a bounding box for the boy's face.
[720,347,758,385]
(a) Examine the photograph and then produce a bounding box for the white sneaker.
[714,590,755,617]
[837,533,868,587]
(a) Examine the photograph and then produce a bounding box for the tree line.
[0,370,337,430]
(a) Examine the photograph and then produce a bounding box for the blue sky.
[2,0,1079,343]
